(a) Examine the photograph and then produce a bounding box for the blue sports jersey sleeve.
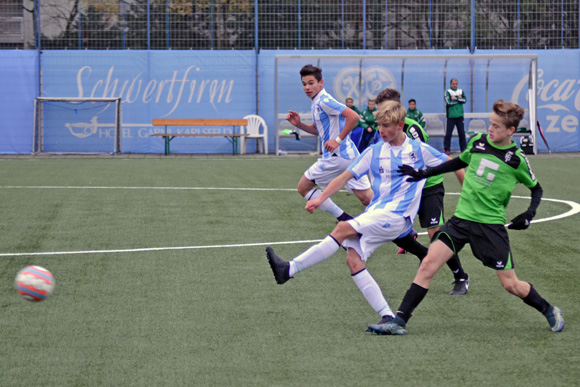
[420,142,448,168]
[347,146,373,180]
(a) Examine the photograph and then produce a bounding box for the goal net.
[275,54,538,154]
[33,97,122,154]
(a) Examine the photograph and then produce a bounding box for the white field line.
[0,187,578,258]
[1,186,297,192]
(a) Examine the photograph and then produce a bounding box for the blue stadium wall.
[1,49,579,154]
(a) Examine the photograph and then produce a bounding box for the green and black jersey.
[403,117,429,143]
[455,133,538,224]
[404,117,444,188]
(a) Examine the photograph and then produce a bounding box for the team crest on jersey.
[409,152,418,162]
[475,142,486,151]
[504,151,514,163]
[379,165,385,174]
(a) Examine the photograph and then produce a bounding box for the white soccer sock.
[352,269,394,317]
[305,188,344,218]
[289,235,341,277]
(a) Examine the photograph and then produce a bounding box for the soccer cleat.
[544,306,564,332]
[365,315,393,332]
[367,315,407,335]
[396,229,418,255]
[449,275,470,295]
[266,247,291,285]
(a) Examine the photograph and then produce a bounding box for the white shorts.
[342,210,412,261]
[304,156,371,192]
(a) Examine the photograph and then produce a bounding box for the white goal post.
[275,54,538,154]
[33,97,122,154]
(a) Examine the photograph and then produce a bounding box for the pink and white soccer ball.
[15,265,55,302]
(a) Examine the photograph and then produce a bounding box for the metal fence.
[2,0,579,50]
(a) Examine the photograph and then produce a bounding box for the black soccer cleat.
[266,247,291,285]
[449,275,470,295]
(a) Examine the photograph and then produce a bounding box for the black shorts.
[434,216,514,270]
[418,182,445,229]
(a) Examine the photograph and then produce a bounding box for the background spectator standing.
[444,78,467,154]
[357,98,380,152]
[346,97,365,149]
[406,99,426,129]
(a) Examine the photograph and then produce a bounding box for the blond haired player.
[267,101,453,331]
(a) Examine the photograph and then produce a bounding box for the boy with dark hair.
[286,65,373,222]
[345,97,365,149]
[369,99,564,335]
[407,98,426,129]
[357,98,380,152]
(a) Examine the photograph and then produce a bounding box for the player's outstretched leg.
[266,247,291,285]
[396,229,418,254]
[544,305,564,332]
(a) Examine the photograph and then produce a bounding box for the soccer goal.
[33,97,122,154]
[275,54,538,154]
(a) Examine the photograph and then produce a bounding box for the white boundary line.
[1,186,296,192]
[0,187,578,258]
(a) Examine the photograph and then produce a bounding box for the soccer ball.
[14,265,55,302]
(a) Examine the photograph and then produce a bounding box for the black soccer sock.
[396,283,429,323]
[393,234,428,261]
[337,212,353,222]
[522,283,550,314]
[446,254,466,280]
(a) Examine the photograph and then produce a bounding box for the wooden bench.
[151,118,249,155]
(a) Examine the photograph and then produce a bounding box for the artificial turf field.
[0,154,578,387]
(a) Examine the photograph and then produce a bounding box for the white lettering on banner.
[512,69,579,134]
[76,65,234,116]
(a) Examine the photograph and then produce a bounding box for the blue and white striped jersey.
[311,89,359,160]
[348,137,448,218]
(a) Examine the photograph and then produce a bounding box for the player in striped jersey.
[375,88,470,295]
[266,101,450,330]
[285,65,373,222]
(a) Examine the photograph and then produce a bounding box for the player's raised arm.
[398,157,468,182]
[305,170,354,213]
[286,110,318,136]
[445,155,465,185]
[324,107,360,152]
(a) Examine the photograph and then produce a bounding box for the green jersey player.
[369,99,564,335]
